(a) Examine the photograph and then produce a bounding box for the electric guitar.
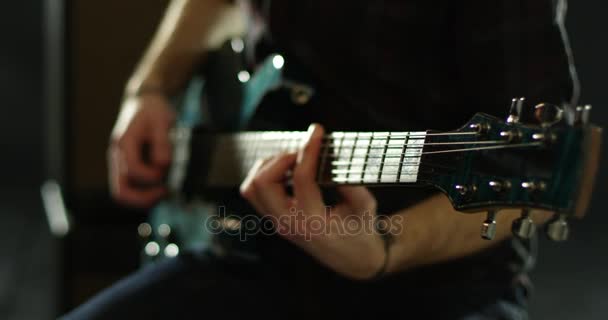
[136,42,602,263]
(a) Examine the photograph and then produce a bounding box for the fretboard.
[203,131,428,187]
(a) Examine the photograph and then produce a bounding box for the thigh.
[60,249,278,320]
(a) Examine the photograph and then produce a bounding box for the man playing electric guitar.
[65,0,583,319]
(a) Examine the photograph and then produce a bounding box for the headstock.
[424,98,602,241]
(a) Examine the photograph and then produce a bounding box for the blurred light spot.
[40,181,70,237]
[164,243,180,258]
[145,242,160,256]
[273,55,285,69]
[138,223,152,238]
[238,71,250,83]
[231,38,244,53]
[158,224,171,238]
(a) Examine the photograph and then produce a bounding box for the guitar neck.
[202,131,429,188]
[172,110,595,217]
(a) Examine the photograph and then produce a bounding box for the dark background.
[0,1,606,319]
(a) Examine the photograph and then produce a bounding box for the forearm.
[126,0,241,97]
[385,193,554,273]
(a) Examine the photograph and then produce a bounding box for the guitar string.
[226,142,507,154]
[236,142,542,160]
[212,132,482,148]
[223,146,540,184]
[316,143,542,181]
[228,141,509,151]
[319,140,507,148]
[211,140,542,184]
[216,164,448,184]
[232,155,458,172]
[225,137,491,147]
[217,142,542,182]
[223,132,480,139]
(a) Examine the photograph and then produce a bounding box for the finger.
[240,158,267,212]
[115,175,167,208]
[336,186,377,213]
[150,117,174,167]
[109,149,166,207]
[293,124,325,211]
[120,137,163,182]
[253,153,297,217]
[241,154,297,217]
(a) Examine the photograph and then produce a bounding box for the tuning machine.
[573,105,592,126]
[481,210,498,240]
[506,97,525,124]
[545,213,570,242]
[512,209,536,239]
[469,123,490,135]
[454,184,477,199]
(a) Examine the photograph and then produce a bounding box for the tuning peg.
[455,184,468,196]
[572,105,592,125]
[581,105,592,125]
[534,103,564,128]
[469,123,490,135]
[454,184,477,199]
[521,180,546,194]
[572,106,583,125]
[512,209,536,239]
[507,98,525,124]
[481,210,498,240]
[546,213,569,242]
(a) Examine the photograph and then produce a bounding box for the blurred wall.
[0,1,43,189]
[68,0,169,193]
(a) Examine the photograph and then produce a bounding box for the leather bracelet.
[371,216,395,280]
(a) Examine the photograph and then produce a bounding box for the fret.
[350,133,371,183]
[376,132,391,183]
[381,133,407,183]
[361,133,372,183]
[396,133,408,182]
[318,133,336,182]
[205,130,427,188]
[399,132,426,183]
[363,132,388,183]
[269,132,280,156]
[289,133,300,153]
[258,132,270,158]
[280,133,290,153]
[325,132,343,183]
[342,132,358,183]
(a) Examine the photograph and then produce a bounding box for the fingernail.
[303,123,317,146]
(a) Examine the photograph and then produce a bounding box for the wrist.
[125,74,169,99]
[369,217,395,280]
[122,84,171,109]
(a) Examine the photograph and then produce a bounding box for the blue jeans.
[61,245,531,320]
